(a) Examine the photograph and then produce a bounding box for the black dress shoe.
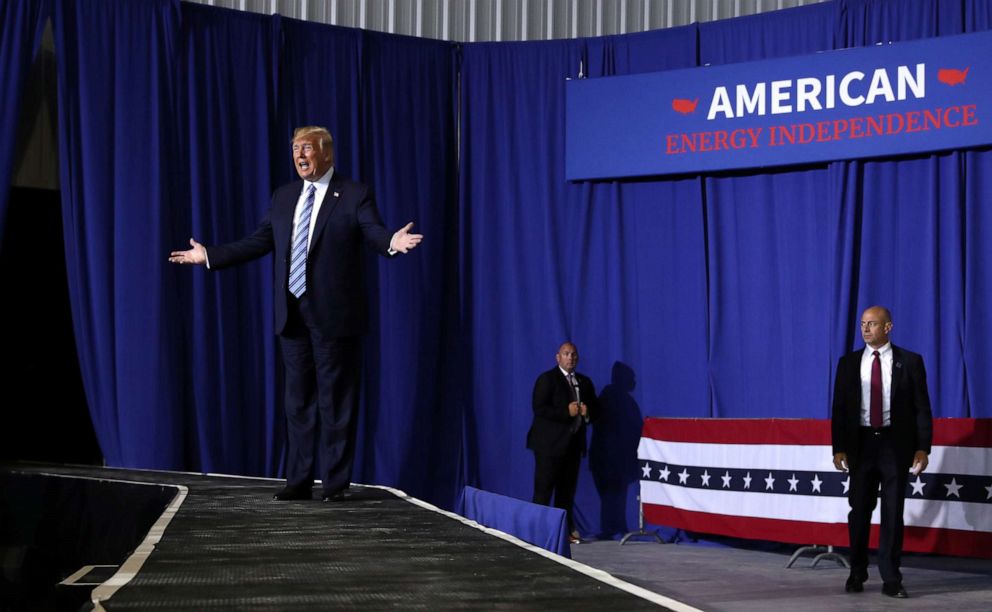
[844,573,866,593]
[882,583,908,598]
[321,488,351,502]
[272,486,312,501]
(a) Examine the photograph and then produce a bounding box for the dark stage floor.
[2,465,684,611]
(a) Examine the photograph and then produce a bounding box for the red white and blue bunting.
[638,418,992,558]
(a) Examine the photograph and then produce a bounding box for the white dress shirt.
[860,342,893,427]
[292,167,334,252]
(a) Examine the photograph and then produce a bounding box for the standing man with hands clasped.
[169,126,422,503]
[528,342,599,544]
[831,306,933,599]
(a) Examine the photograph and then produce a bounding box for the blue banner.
[566,30,992,180]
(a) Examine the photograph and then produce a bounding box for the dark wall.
[0,186,100,465]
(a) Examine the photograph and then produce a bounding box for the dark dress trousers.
[206,174,393,495]
[527,367,600,531]
[830,344,933,585]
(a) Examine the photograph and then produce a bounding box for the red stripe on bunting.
[644,503,992,559]
[641,418,992,448]
[641,418,832,445]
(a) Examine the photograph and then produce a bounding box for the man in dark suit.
[169,126,422,501]
[528,342,600,544]
[831,306,932,599]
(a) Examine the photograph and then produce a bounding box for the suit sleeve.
[205,212,275,270]
[532,372,570,421]
[912,354,934,453]
[354,185,394,255]
[831,356,849,455]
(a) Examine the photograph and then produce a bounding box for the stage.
[3,464,990,611]
[1,464,680,611]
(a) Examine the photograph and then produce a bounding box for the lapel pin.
[895,362,902,368]
[333,191,340,198]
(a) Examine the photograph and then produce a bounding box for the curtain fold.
[54,0,185,468]
[0,0,51,249]
[459,39,586,506]
[355,31,459,505]
[178,3,278,475]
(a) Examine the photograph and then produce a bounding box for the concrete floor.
[571,538,992,611]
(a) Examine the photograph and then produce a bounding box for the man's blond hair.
[292,126,334,157]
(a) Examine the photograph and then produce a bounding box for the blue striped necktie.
[288,184,317,298]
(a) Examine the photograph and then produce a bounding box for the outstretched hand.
[390,222,424,254]
[169,238,207,265]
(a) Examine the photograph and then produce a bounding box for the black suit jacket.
[527,367,600,457]
[831,344,933,470]
[206,174,393,337]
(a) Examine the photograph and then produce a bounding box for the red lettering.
[698,131,713,152]
[746,128,763,148]
[866,116,884,137]
[906,111,922,133]
[945,107,961,128]
[681,133,697,152]
[886,113,904,135]
[730,129,749,149]
[784,125,797,145]
[963,104,978,126]
[850,117,865,139]
[815,121,828,142]
[923,109,942,130]
[713,130,729,151]
[833,118,849,140]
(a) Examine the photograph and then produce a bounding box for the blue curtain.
[0,0,50,249]
[178,4,279,475]
[697,4,837,420]
[355,31,459,503]
[828,0,992,419]
[18,0,992,540]
[458,38,586,506]
[54,0,185,468]
[698,2,835,64]
[274,18,361,182]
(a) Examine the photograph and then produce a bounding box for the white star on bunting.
[810,474,822,493]
[743,472,752,489]
[843,476,850,494]
[910,476,926,496]
[700,470,711,487]
[659,465,671,481]
[764,472,776,491]
[642,463,652,478]
[944,478,963,498]
[678,468,690,484]
[721,471,732,488]
[787,474,799,492]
